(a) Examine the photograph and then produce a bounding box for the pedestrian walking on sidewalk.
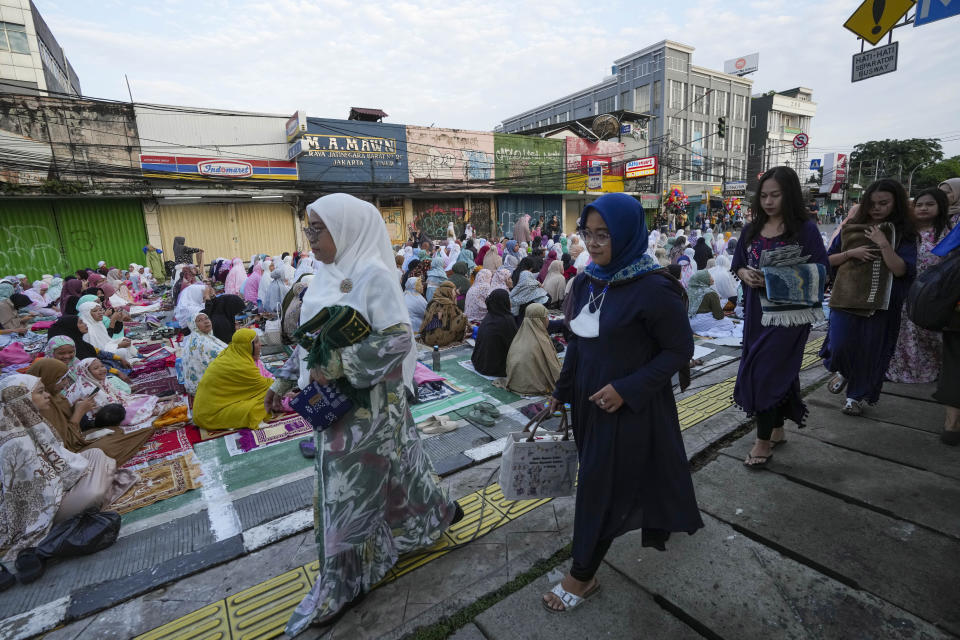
[733,167,829,468]
[545,193,702,613]
[265,194,460,636]
[820,179,916,416]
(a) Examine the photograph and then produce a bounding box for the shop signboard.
[565,137,624,192]
[723,181,747,196]
[285,110,307,142]
[587,166,603,190]
[406,126,494,183]
[296,118,409,184]
[723,52,759,76]
[820,152,849,195]
[494,134,564,192]
[625,156,657,178]
[140,155,298,180]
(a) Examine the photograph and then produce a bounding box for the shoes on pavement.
[828,373,847,394]
[841,398,863,416]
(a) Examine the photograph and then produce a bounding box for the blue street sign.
[810,159,822,170]
[915,0,960,26]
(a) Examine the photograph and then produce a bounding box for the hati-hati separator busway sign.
[844,0,916,45]
[914,0,960,26]
[852,41,899,82]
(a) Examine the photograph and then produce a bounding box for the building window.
[635,84,650,113]
[733,94,746,120]
[668,80,685,109]
[0,22,30,54]
[751,114,756,128]
[714,90,728,117]
[749,143,755,156]
[620,90,631,110]
[669,117,684,142]
[652,80,661,110]
[597,95,615,114]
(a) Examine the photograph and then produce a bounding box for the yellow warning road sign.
[844,0,916,45]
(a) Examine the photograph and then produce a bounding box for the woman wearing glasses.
[544,193,702,612]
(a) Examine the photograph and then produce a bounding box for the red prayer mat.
[121,427,193,468]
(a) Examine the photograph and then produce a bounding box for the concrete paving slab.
[805,385,945,434]
[695,455,960,635]
[801,403,960,481]
[474,564,700,640]
[881,381,939,402]
[722,431,960,538]
[604,513,952,640]
[449,622,488,640]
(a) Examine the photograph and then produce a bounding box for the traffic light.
[718,117,726,139]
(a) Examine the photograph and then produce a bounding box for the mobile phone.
[87,388,100,398]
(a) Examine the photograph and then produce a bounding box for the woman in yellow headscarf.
[193,329,273,430]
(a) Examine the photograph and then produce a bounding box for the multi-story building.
[497,40,753,205]
[0,0,80,97]
[747,87,817,191]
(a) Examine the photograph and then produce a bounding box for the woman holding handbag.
[544,193,702,613]
[265,194,459,635]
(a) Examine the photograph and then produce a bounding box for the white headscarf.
[683,247,698,273]
[174,283,208,327]
[300,194,417,391]
[77,301,128,356]
[400,246,415,271]
[280,255,296,287]
[709,254,739,300]
[293,252,318,281]
[257,260,274,303]
[443,240,460,271]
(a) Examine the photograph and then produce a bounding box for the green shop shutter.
[0,200,68,280]
[55,199,147,274]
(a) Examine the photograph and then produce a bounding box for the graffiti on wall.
[469,199,494,239]
[493,134,564,191]
[495,196,563,239]
[406,127,494,183]
[0,224,67,277]
[413,200,466,241]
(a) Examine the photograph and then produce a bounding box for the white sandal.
[542,581,601,612]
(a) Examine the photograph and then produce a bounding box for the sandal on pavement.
[542,580,601,613]
[841,398,863,416]
[828,373,847,394]
[475,402,501,418]
[466,408,495,426]
[743,453,772,470]
[770,438,787,449]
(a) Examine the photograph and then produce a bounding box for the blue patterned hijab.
[578,193,659,282]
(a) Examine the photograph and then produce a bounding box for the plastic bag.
[36,507,121,559]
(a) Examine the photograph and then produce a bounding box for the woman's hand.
[863,225,890,250]
[264,389,286,414]
[845,245,878,262]
[589,384,624,413]
[736,268,765,289]
[75,397,96,415]
[546,397,561,414]
[117,338,132,348]
[118,358,132,370]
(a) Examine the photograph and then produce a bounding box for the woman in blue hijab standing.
[545,193,702,612]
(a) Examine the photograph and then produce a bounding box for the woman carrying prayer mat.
[509,270,549,321]
[734,167,828,468]
[193,329,272,430]
[544,192,701,612]
[66,358,166,425]
[505,303,560,395]
[820,178,916,416]
[420,281,467,347]
[181,312,228,396]
[471,289,517,377]
[27,359,155,466]
[261,194,458,634]
[464,270,494,324]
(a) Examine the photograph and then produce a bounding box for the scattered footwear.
[542,580,601,613]
[14,549,45,584]
[299,440,316,458]
[827,373,847,395]
[419,415,459,435]
[743,453,772,469]
[474,402,501,418]
[841,398,863,416]
[466,408,495,426]
[941,430,960,446]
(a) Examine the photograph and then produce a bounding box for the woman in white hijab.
[77,301,138,361]
[683,247,698,273]
[404,277,428,330]
[257,259,275,306]
[443,240,461,271]
[270,194,458,635]
[174,282,209,328]
[280,255,296,287]
[293,252,318,281]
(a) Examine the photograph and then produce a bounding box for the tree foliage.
[912,156,960,192]
[849,138,944,181]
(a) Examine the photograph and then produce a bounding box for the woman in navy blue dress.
[732,167,828,468]
[544,193,702,612]
[820,179,916,415]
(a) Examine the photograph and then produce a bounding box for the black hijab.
[511,257,534,291]
[470,289,517,377]
[401,259,421,290]
[47,315,98,359]
[205,294,246,344]
[693,237,713,270]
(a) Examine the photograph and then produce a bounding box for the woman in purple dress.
[820,179,916,416]
[544,193,702,612]
[732,167,828,468]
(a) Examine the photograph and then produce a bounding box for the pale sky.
[38,0,960,159]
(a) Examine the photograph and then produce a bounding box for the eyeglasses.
[577,228,611,246]
[302,226,325,240]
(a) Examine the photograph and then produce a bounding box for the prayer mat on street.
[136,342,166,356]
[131,374,181,397]
[223,413,312,456]
[110,453,203,515]
[121,427,193,469]
[457,359,500,381]
[128,368,175,387]
[416,380,462,404]
[411,390,485,424]
[196,426,238,442]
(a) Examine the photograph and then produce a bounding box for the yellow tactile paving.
[138,336,829,640]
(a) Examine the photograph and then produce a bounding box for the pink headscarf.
[225,258,246,295]
[87,273,104,287]
[244,263,262,304]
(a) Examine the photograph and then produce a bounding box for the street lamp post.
[907,161,930,197]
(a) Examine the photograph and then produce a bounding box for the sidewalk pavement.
[32,346,960,640]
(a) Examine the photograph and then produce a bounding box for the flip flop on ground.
[542,580,601,612]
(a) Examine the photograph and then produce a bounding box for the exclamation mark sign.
[872,0,886,33]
